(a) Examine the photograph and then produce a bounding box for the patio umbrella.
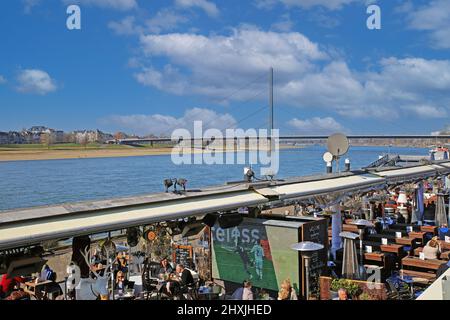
[411,187,421,224]
[331,206,342,259]
[340,232,361,280]
[416,182,425,222]
[435,193,447,227]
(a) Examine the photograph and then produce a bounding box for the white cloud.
[175,0,219,17]
[101,108,237,136]
[288,117,345,134]
[131,26,450,121]
[406,105,447,119]
[62,0,137,11]
[108,16,142,36]
[254,0,362,10]
[145,9,189,34]
[271,14,295,32]
[16,69,57,95]
[109,9,190,36]
[0,75,6,84]
[405,0,450,49]
[22,0,41,14]
[136,26,327,99]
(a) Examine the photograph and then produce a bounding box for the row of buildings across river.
[0,126,116,145]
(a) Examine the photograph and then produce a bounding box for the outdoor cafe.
[1,162,450,300]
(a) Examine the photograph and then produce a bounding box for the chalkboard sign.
[172,245,193,268]
[301,219,328,298]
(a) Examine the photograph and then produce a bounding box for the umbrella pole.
[304,256,310,301]
[359,229,366,280]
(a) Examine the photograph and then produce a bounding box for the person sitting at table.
[0,273,25,299]
[39,264,56,282]
[242,281,254,300]
[231,281,246,300]
[438,224,450,241]
[334,288,350,300]
[116,252,128,274]
[396,213,406,224]
[277,279,298,300]
[158,257,174,276]
[115,271,133,292]
[423,237,441,260]
[177,264,194,288]
[161,264,194,298]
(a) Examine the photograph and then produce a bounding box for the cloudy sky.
[0,0,449,135]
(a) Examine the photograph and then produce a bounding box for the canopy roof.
[0,161,449,251]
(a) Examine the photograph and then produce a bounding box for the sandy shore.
[0,148,178,162]
[0,145,300,162]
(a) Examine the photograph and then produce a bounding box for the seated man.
[438,224,450,241]
[333,288,350,300]
[177,264,194,288]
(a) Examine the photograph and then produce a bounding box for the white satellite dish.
[323,152,333,163]
[327,133,349,157]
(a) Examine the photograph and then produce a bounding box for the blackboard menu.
[172,245,193,267]
[301,219,328,298]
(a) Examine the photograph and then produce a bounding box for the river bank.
[0,145,300,162]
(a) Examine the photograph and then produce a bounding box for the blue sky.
[0,0,449,136]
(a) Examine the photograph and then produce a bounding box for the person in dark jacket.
[176,264,194,287]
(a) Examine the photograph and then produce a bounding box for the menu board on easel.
[172,244,193,267]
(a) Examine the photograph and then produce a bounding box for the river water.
[0,146,428,211]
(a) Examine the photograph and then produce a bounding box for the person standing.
[235,246,252,280]
[251,241,265,280]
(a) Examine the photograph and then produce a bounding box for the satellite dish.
[323,152,333,163]
[327,133,349,157]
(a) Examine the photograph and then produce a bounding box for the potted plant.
[330,279,361,299]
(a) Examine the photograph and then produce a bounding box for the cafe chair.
[386,278,412,300]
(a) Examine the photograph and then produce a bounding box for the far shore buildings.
[0,127,113,145]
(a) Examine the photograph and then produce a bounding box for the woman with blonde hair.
[423,237,441,260]
[278,279,298,300]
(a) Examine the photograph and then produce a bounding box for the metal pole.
[304,256,310,300]
[269,67,274,155]
[359,229,366,280]
[269,67,274,137]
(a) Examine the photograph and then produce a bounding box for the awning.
[0,191,268,250]
[1,161,450,251]
[266,174,386,200]
[371,165,441,184]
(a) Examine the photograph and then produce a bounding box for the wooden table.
[414,247,450,260]
[364,252,384,263]
[23,280,52,300]
[396,237,416,246]
[380,244,404,255]
[439,240,450,251]
[420,225,438,235]
[401,256,446,271]
[342,224,360,233]
[408,231,426,243]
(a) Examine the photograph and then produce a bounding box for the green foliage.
[331,279,361,297]
[358,292,375,300]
